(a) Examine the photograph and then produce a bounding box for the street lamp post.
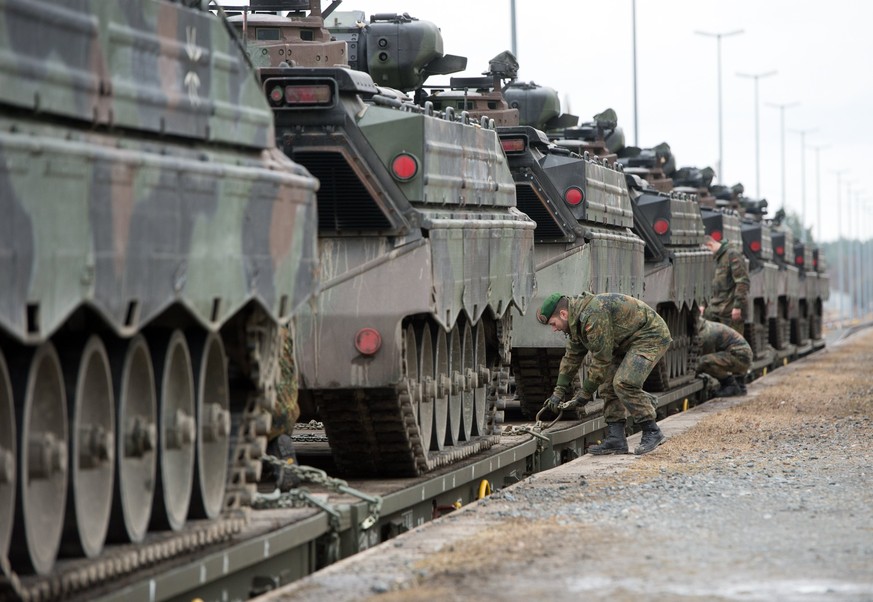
[632,0,638,146]
[737,70,777,198]
[833,170,849,324]
[809,144,828,242]
[766,101,800,212]
[695,29,744,183]
[791,127,817,241]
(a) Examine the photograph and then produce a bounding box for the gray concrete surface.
[258,330,873,602]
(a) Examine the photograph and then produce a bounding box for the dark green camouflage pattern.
[704,241,750,334]
[552,293,671,423]
[0,0,319,344]
[271,324,300,439]
[696,318,752,380]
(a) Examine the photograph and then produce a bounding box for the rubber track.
[315,389,497,477]
[512,348,581,420]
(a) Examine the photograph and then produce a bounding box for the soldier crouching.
[696,317,752,397]
[537,292,672,455]
[263,324,302,491]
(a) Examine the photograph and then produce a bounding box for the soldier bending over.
[697,316,752,397]
[537,292,672,455]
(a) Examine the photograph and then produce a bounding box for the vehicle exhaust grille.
[293,151,392,232]
[515,183,565,239]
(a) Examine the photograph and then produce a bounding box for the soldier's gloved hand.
[560,391,591,412]
[543,393,564,412]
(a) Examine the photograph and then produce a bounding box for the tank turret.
[327,10,466,91]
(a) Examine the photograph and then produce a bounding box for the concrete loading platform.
[256,328,873,602]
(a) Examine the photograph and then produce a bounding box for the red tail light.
[653,218,670,235]
[750,240,762,253]
[284,84,332,105]
[501,138,526,153]
[564,186,584,206]
[813,258,818,268]
[391,153,418,181]
[795,255,804,266]
[269,85,283,104]
[355,328,382,355]
[775,245,784,256]
[711,230,722,242]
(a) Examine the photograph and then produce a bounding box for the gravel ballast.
[260,330,873,602]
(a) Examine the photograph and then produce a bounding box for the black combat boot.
[635,420,666,455]
[715,376,742,397]
[589,422,629,455]
[737,375,748,395]
[263,434,301,492]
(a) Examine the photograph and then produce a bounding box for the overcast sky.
[227,1,873,242]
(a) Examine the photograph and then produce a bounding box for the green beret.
[536,292,564,324]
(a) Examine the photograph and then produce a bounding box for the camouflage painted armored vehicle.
[546,111,712,391]
[419,56,646,418]
[768,219,802,350]
[808,246,829,341]
[0,0,318,577]
[233,6,536,476]
[737,198,780,361]
[792,242,817,346]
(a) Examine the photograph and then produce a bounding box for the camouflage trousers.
[697,346,753,381]
[702,307,744,336]
[598,339,669,423]
[269,324,300,441]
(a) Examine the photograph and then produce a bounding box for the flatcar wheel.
[0,351,16,560]
[460,322,474,442]
[11,343,68,575]
[60,336,115,558]
[432,328,448,451]
[108,335,157,543]
[188,332,230,520]
[417,326,434,455]
[446,324,462,446]
[472,322,488,436]
[149,330,196,531]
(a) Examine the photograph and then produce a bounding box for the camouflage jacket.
[698,318,751,356]
[554,293,672,397]
[708,242,750,316]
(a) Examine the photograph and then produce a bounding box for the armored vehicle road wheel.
[10,343,68,575]
[432,328,449,451]
[59,336,115,559]
[108,335,157,544]
[417,325,435,453]
[446,325,463,447]
[149,330,196,532]
[460,322,474,442]
[0,351,15,561]
[188,332,230,520]
[472,322,488,436]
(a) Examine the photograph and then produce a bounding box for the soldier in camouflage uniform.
[697,317,752,397]
[264,324,301,491]
[537,292,672,455]
[703,235,750,335]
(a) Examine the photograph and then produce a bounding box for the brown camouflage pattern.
[553,293,671,423]
[696,318,753,380]
[704,241,750,334]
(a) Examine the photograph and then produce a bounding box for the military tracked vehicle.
[547,112,712,391]
[231,5,536,476]
[0,0,318,579]
[418,55,645,418]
